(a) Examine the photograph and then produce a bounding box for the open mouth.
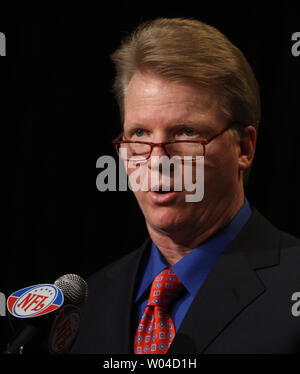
[151,186,176,194]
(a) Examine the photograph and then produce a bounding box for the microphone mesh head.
[54,274,88,306]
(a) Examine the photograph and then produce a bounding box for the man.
[72,18,300,354]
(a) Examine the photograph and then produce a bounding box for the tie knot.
[148,269,182,308]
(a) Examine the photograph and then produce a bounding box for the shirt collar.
[135,198,252,302]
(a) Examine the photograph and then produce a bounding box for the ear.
[237,125,257,171]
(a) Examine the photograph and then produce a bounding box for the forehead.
[124,71,226,131]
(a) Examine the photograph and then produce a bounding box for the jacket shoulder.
[280,229,300,248]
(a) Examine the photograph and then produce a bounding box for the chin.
[146,206,188,232]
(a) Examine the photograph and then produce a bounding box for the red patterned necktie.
[134,268,183,354]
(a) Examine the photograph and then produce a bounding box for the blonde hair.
[110,17,261,182]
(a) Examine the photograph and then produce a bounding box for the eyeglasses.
[112,122,237,161]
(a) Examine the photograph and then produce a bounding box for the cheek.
[126,162,149,190]
[202,157,239,201]
[205,142,240,178]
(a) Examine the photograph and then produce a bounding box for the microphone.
[5,274,88,354]
[54,273,88,306]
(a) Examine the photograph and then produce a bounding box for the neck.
[146,193,245,266]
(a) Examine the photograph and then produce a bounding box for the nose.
[151,143,169,156]
[148,143,169,170]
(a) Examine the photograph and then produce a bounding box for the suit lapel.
[102,239,151,353]
[169,250,265,353]
[169,208,280,354]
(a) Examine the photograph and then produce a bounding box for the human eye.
[134,129,146,137]
[177,127,199,138]
[182,128,197,136]
[176,123,213,140]
[127,128,148,140]
[124,128,147,140]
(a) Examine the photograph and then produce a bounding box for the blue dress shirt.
[134,198,252,332]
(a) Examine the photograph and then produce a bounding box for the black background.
[1,1,299,299]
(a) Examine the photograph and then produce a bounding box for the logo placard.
[7,284,64,318]
[49,305,81,354]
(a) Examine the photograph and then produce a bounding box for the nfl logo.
[7,284,63,318]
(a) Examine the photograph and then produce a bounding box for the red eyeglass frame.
[112,122,240,160]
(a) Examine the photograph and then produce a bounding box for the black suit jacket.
[71,208,300,354]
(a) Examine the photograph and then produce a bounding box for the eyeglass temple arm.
[205,121,241,144]
[112,131,124,144]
